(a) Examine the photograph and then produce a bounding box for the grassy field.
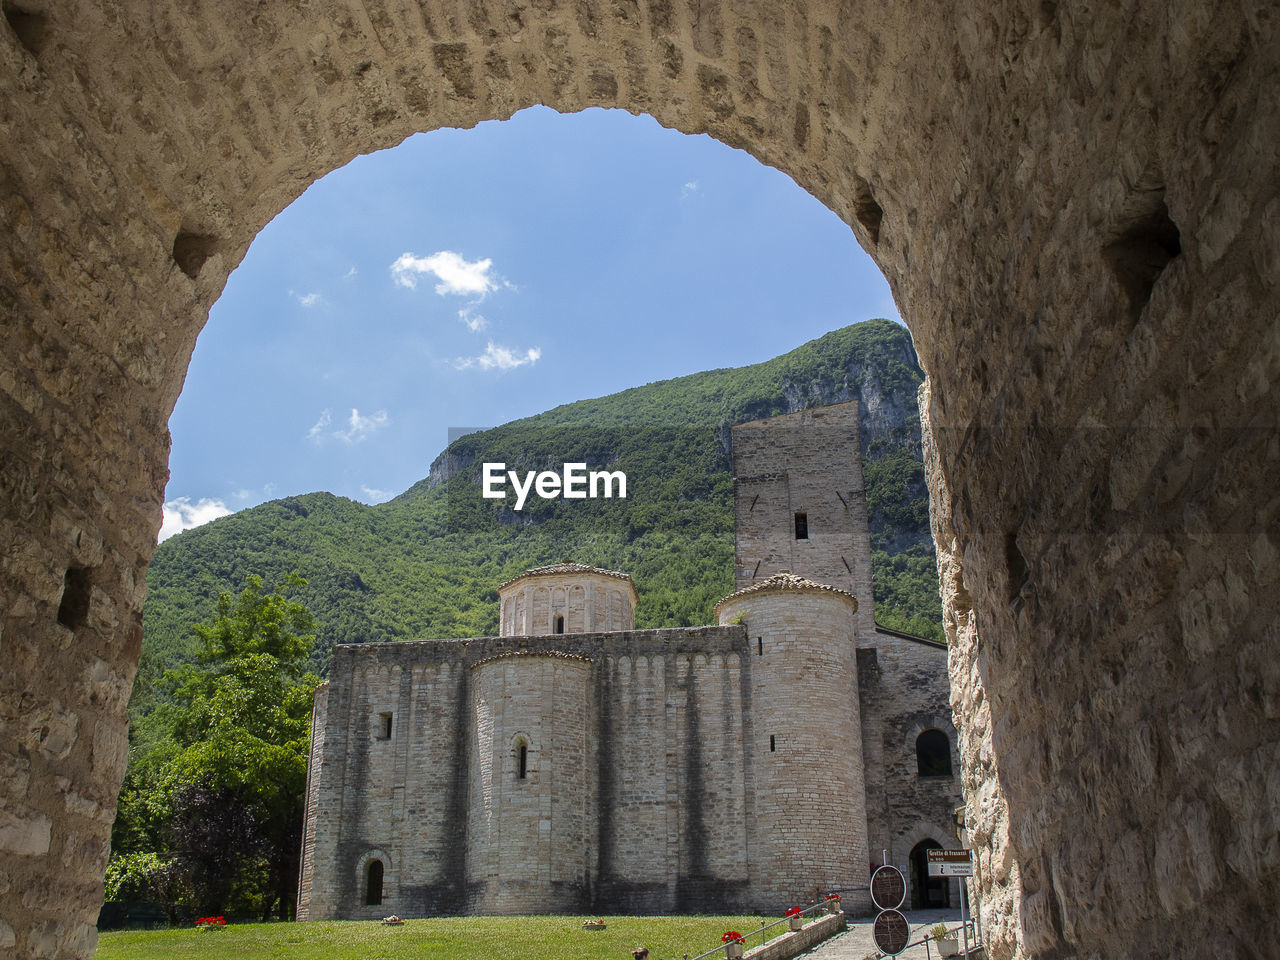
[95,915,766,960]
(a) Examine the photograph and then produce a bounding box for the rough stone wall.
[466,656,594,914]
[1,1,1277,956]
[298,615,906,918]
[731,402,877,640]
[865,629,962,898]
[717,587,871,913]
[294,681,329,921]
[298,627,761,918]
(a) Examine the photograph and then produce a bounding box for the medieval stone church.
[296,401,960,919]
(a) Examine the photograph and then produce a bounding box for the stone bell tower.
[729,401,876,640]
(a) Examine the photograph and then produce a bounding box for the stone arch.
[905,722,956,778]
[0,4,1276,958]
[355,848,393,910]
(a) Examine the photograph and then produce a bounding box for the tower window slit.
[770,735,776,752]
[794,512,809,540]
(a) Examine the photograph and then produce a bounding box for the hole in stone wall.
[1102,181,1181,320]
[1004,531,1029,606]
[915,729,953,776]
[172,231,220,280]
[57,566,92,629]
[2,3,47,56]
[851,176,883,245]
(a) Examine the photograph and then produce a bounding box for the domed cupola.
[497,563,637,636]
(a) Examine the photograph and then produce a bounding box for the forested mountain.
[138,318,942,703]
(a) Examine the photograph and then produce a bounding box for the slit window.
[794,512,809,540]
[770,735,776,752]
[518,741,528,779]
[365,859,384,905]
[377,713,393,740]
[757,637,763,656]
[554,614,565,634]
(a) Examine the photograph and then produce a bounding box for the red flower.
[785,907,802,917]
[722,932,745,943]
[825,893,841,901]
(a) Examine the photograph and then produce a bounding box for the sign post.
[927,850,973,956]
[870,863,908,956]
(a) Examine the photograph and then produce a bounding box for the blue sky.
[160,106,900,540]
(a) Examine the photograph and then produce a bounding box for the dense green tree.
[112,575,318,920]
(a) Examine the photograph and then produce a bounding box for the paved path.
[802,909,978,960]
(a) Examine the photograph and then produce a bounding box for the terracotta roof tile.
[497,562,635,592]
[713,572,858,614]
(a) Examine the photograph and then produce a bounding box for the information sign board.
[870,864,906,910]
[926,848,973,877]
[872,908,910,955]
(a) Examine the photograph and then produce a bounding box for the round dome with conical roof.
[497,563,637,636]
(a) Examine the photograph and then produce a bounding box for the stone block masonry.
[298,405,961,920]
[2,1,1276,954]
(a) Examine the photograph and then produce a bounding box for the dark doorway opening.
[366,859,384,906]
[909,839,951,909]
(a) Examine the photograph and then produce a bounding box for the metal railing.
[685,896,845,960]
[880,918,980,959]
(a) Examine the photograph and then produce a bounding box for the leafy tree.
[113,575,318,920]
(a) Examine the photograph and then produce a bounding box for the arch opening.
[915,729,952,777]
[365,859,384,906]
[909,839,950,910]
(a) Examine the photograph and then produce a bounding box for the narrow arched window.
[366,859,384,906]
[516,739,528,779]
[916,729,953,777]
[554,614,565,634]
[794,512,809,540]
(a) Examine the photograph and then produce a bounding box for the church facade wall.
[300,628,778,917]
[298,625,961,919]
[857,629,961,905]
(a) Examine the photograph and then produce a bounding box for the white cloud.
[360,484,394,503]
[289,289,323,307]
[334,408,389,443]
[343,266,358,279]
[308,407,390,444]
[159,497,232,542]
[263,482,277,497]
[232,488,252,501]
[681,180,699,199]
[454,341,542,372]
[458,304,488,332]
[391,251,499,297]
[307,409,332,443]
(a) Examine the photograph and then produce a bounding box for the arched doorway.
[909,840,951,910]
[0,5,1273,960]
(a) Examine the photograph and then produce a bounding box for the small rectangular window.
[770,735,776,752]
[794,512,809,540]
[378,713,393,740]
[518,743,528,779]
[757,637,763,656]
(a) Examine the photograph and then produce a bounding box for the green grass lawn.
[95,915,767,960]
